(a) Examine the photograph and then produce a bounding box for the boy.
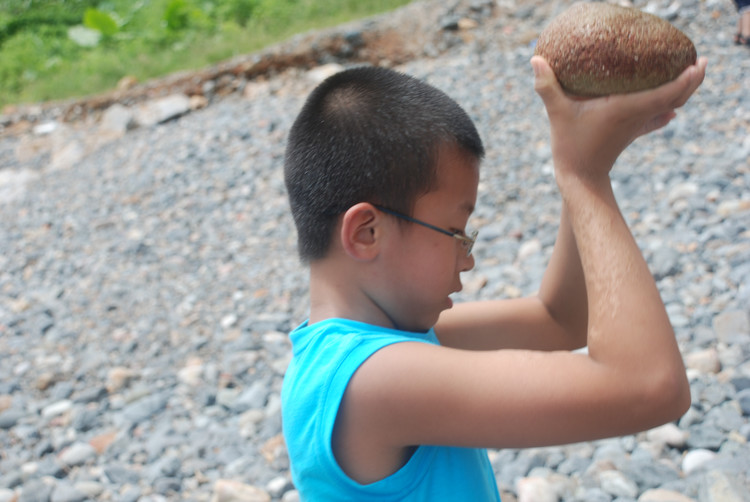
[281,56,707,500]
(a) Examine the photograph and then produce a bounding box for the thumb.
[531,56,563,109]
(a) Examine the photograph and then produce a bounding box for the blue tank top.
[281,318,501,501]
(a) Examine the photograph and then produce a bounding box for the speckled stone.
[534,2,697,96]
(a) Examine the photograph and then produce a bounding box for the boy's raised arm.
[527,53,705,407]
[436,202,588,352]
[437,56,708,353]
[342,58,707,456]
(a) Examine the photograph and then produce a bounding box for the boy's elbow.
[643,364,691,425]
[669,369,692,419]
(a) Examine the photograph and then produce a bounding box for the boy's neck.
[307,259,393,329]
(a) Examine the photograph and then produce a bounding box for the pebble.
[18,480,54,502]
[133,94,191,127]
[280,491,300,502]
[599,470,639,499]
[517,476,556,502]
[712,310,750,343]
[41,399,73,419]
[265,476,292,498]
[639,488,696,502]
[72,481,104,498]
[646,423,689,449]
[700,470,747,502]
[684,347,722,374]
[106,367,136,393]
[58,442,97,467]
[211,479,270,502]
[50,483,88,502]
[683,449,718,475]
[0,409,24,429]
[0,0,748,500]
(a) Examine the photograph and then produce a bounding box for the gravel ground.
[1,0,749,501]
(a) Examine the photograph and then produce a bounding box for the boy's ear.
[340,203,382,261]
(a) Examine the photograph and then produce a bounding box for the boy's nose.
[460,252,475,272]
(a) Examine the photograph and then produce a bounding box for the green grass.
[0,0,414,108]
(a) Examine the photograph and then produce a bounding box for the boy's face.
[377,145,479,332]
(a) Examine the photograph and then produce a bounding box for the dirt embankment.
[1,0,552,137]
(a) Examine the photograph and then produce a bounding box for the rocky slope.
[1,0,749,501]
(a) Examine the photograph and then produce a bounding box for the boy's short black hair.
[284,65,484,262]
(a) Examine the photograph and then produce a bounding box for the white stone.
[73,481,105,498]
[210,479,270,502]
[517,476,557,502]
[682,448,717,475]
[59,441,97,467]
[716,199,750,217]
[599,470,638,498]
[638,488,695,502]
[221,314,238,329]
[684,347,721,374]
[41,399,73,419]
[668,182,698,203]
[100,103,134,134]
[646,423,688,448]
[281,491,300,502]
[0,488,16,502]
[178,363,204,386]
[134,94,191,127]
[517,238,542,261]
[33,121,58,135]
[265,476,290,498]
[541,472,577,500]
[21,462,38,476]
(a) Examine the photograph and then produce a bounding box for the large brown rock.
[534,2,697,97]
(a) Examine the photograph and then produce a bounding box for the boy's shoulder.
[288,318,439,356]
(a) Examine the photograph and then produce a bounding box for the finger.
[530,56,565,112]
[634,57,707,113]
[670,57,707,109]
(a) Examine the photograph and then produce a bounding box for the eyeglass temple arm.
[374,205,457,238]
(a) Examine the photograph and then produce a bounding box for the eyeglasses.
[374,205,477,257]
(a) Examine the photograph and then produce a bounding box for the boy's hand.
[531,55,707,184]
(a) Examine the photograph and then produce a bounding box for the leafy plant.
[83,8,119,36]
[164,0,191,31]
[0,0,414,108]
[220,0,261,27]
